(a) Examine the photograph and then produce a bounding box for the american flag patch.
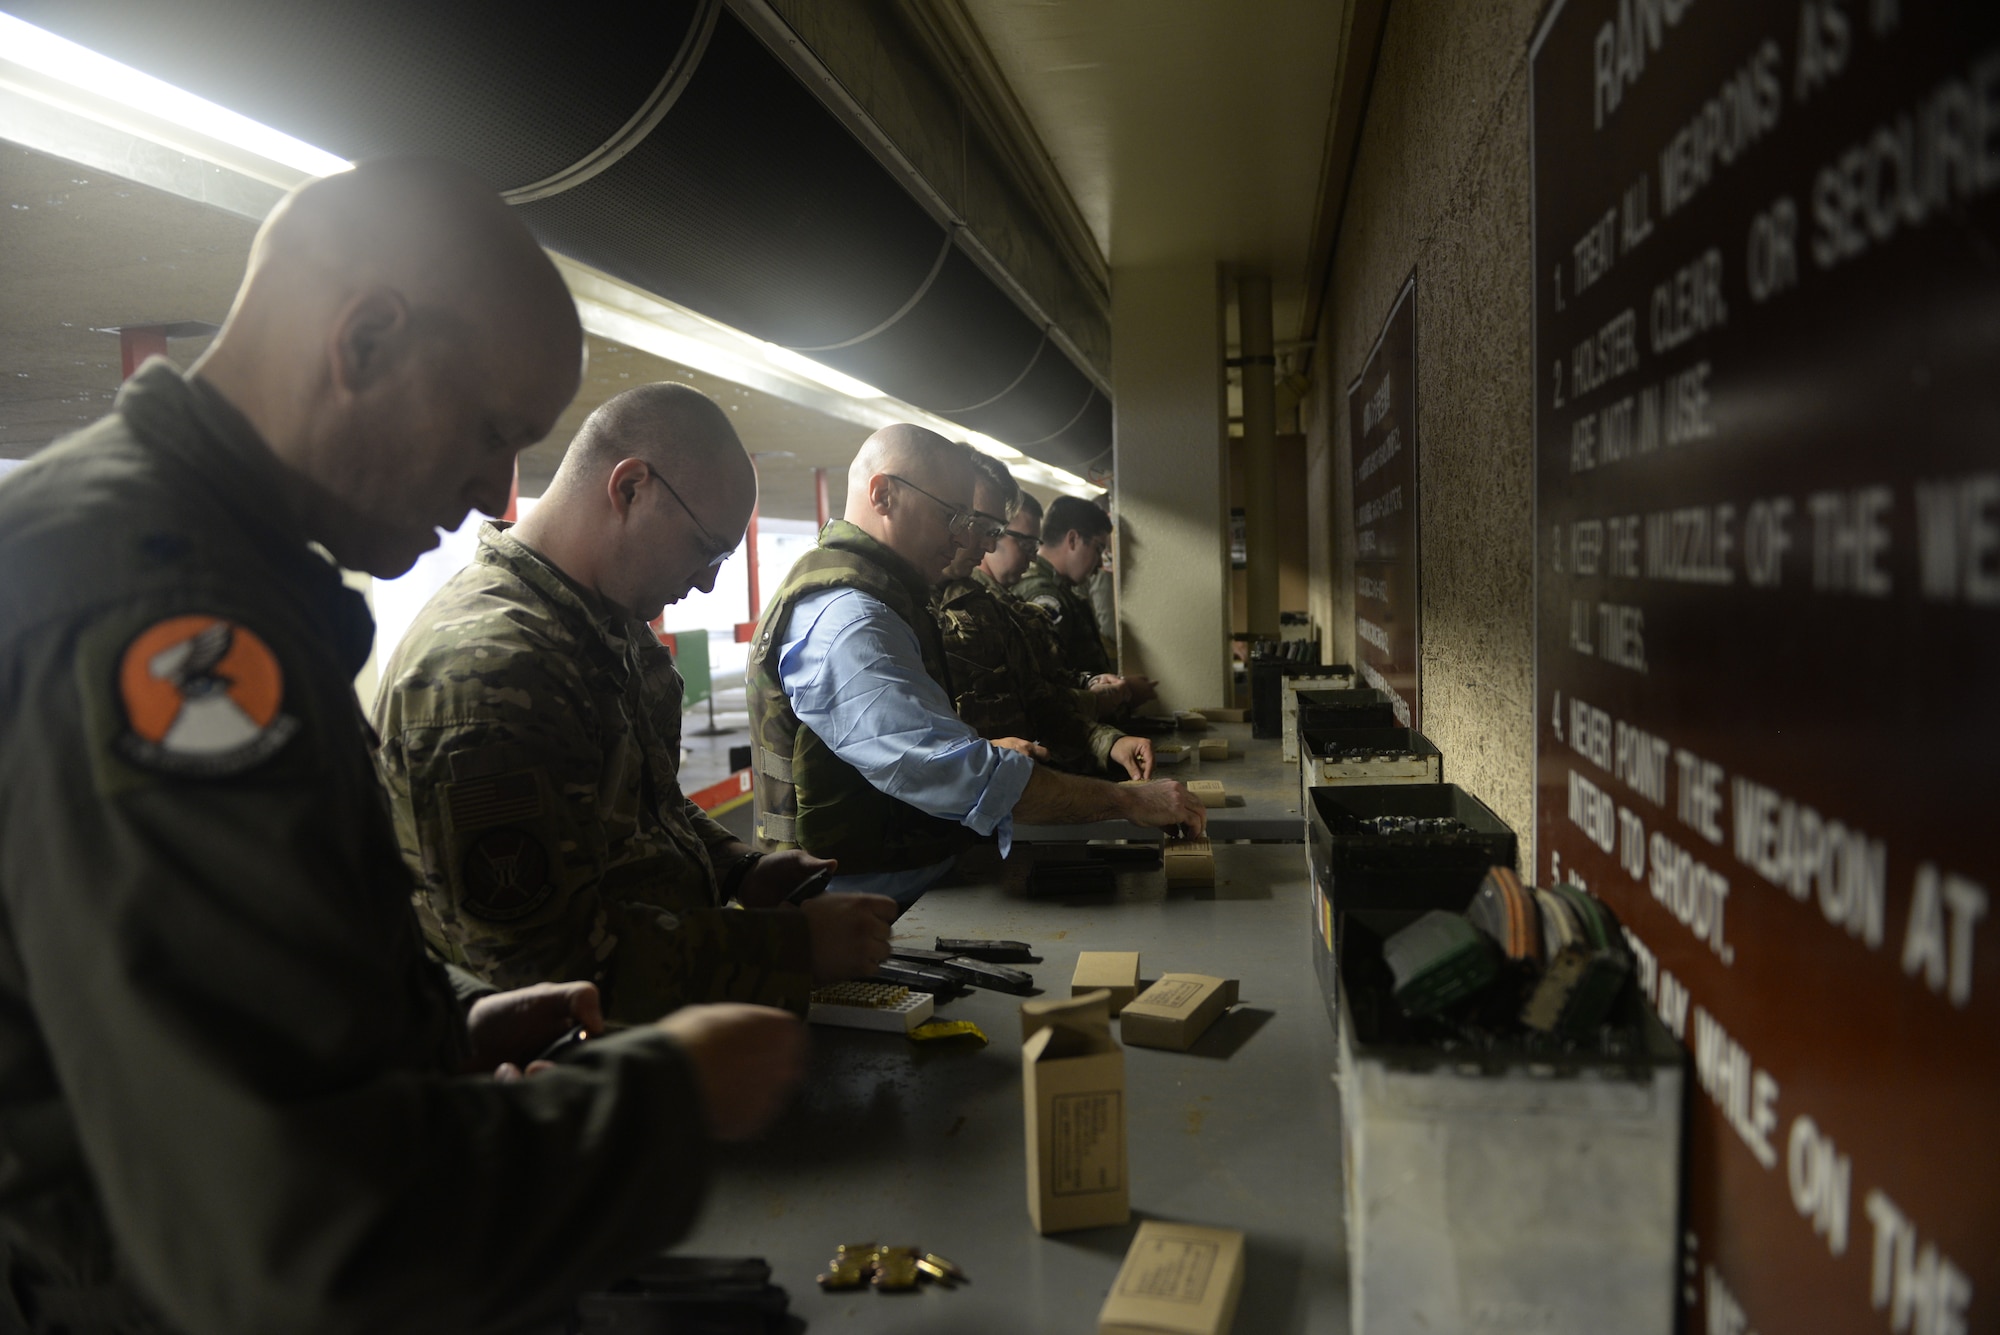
[447,771,541,828]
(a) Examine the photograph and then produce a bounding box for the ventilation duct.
[5,0,1110,472]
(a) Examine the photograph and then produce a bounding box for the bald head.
[844,424,980,583]
[192,158,583,577]
[516,382,757,622]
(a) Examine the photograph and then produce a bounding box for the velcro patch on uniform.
[113,614,298,777]
[459,826,556,921]
[1027,595,1064,621]
[445,769,542,829]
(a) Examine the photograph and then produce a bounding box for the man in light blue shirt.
[746,426,1203,905]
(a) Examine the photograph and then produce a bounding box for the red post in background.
[734,460,762,642]
[502,457,519,523]
[814,466,830,530]
[119,326,169,378]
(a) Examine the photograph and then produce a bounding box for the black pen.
[529,1022,590,1066]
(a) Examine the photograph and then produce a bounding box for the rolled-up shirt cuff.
[965,747,1034,849]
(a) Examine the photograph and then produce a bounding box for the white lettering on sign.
[1864,1191,1974,1335]
[1811,48,2000,272]
[1651,830,1733,963]
[1609,514,1643,576]
[1657,966,1691,1041]
[1569,768,1618,853]
[1658,39,1785,218]
[1570,597,1595,655]
[1573,205,1618,295]
[1731,776,1887,950]
[1357,573,1388,602]
[1597,601,1648,671]
[1692,1004,1779,1169]
[1569,694,1612,770]
[1787,1115,1852,1258]
[1357,617,1391,655]
[1571,518,1605,575]
[1651,247,1730,352]
[1793,0,1852,105]
[1664,360,1715,446]
[1901,864,1988,1009]
[1646,501,1737,584]
[1615,718,1671,804]
[1915,472,2000,606]
[1356,484,1404,528]
[1674,746,1726,843]
[1358,426,1403,483]
[1808,486,1894,596]
[1362,375,1393,435]
[1746,196,1800,302]
[1744,495,1796,587]
[1705,1265,1759,1335]
[1572,307,1641,395]
[1592,0,1697,130]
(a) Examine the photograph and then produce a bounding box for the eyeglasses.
[642,463,735,567]
[885,474,1005,546]
[999,529,1039,552]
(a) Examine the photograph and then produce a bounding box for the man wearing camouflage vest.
[932,452,1153,780]
[375,383,895,1021]
[747,425,1204,906]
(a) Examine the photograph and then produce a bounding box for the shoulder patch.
[460,826,556,921]
[1027,594,1064,621]
[115,615,298,776]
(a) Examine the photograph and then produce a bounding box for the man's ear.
[866,472,896,515]
[329,287,410,394]
[607,457,650,520]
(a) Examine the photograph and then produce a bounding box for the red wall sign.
[1531,0,1999,1329]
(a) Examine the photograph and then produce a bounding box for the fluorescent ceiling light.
[2,16,1093,497]
[760,344,884,399]
[966,433,1022,460]
[0,12,350,179]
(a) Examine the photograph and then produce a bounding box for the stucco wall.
[1315,0,1545,865]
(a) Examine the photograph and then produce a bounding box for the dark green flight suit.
[373,524,812,1021]
[1012,553,1114,681]
[0,362,710,1335]
[932,569,1124,774]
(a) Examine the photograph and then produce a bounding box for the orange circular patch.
[119,615,284,744]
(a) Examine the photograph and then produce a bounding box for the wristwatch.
[719,849,765,902]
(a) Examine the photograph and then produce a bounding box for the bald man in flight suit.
[0,160,803,1334]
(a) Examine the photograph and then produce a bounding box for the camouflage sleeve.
[682,799,741,863]
[376,647,810,1020]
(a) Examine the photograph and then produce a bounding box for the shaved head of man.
[192,158,583,577]
[516,382,756,622]
[843,423,983,582]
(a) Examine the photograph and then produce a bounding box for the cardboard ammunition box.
[1120,974,1240,1051]
[1187,779,1227,808]
[1337,923,1681,1335]
[1306,783,1516,1032]
[1162,837,1215,887]
[1174,710,1211,731]
[1196,737,1228,761]
[1098,1220,1246,1335]
[1022,991,1129,1235]
[1196,706,1249,723]
[1276,671,1361,757]
[1073,951,1143,1012]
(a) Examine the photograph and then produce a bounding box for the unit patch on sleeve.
[1027,595,1064,621]
[460,826,556,921]
[115,615,299,775]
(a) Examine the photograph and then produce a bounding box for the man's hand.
[1110,735,1154,781]
[1122,674,1160,707]
[1117,778,1207,836]
[994,737,1050,761]
[736,848,837,908]
[655,1003,807,1141]
[467,981,603,1075]
[800,893,898,984]
[1087,675,1129,711]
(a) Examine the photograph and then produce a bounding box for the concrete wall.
[1312,0,1543,865]
[1113,261,1230,708]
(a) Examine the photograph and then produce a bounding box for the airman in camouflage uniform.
[931,454,1150,779]
[376,383,894,1023]
[374,524,816,1019]
[1012,494,1117,682]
